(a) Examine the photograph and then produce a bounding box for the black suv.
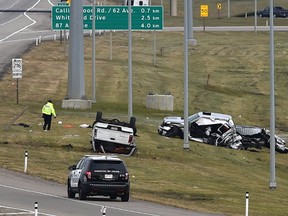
[67,155,130,201]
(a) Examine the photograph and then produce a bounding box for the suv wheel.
[78,183,87,200]
[67,180,76,198]
[121,192,129,202]
[110,195,117,200]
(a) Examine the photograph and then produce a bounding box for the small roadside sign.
[217,3,222,10]
[200,5,208,17]
[217,3,221,18]
[12,58,22,79]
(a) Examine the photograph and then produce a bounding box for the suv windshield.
[90,160,127,172]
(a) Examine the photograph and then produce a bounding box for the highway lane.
[0,0,59,77]
[0,168,223,216]
[0,0,95,77]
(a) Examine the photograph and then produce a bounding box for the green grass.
[1,1,288,215]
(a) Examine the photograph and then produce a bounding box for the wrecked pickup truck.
[158,112,242,149]
[91,112,137,156]
[158,111,288,153]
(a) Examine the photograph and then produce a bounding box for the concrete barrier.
[146,94,173,111]
[62,99,92,109]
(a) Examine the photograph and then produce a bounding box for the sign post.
[200,5,208,31]
[12,58,22,104]
[217,3,222,19]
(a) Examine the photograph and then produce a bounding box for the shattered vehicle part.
[91,112,137,156]
[236,125,288,153]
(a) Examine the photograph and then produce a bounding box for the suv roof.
[83,154,122,161]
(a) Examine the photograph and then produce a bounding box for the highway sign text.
[51,6,163,30]
[12,58,22,79]
[200,5,209,17]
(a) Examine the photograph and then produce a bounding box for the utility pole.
[183,0,190,150]
[128,0,133,120]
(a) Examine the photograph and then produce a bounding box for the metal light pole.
[269,0,276,189]
[188,0,196,45]
[227,0,230,18]
[254,0,257,33]
[183,0,190,150]
[67,0,86,99]
[91,0,96,102]
[128,0,133,120]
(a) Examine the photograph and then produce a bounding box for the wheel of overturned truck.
[96,111,102,122]
[129,116,137,135]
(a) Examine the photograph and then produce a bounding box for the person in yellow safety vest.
[42,100,56,131]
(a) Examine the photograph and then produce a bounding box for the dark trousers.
[43,114,52,130]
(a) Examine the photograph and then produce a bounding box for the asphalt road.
[0,168,223,216]
[0,0,60,77]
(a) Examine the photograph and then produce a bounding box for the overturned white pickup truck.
[91,112,137,156]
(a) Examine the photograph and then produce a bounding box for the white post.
[24,151,28,173]
[34,202,38,216]
[35,37,38,46]
[245,192,249,216]
[38,36,42,44]
[101,206,106,216]
[54,33,57,40]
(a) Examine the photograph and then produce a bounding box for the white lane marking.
[47,0,54,6]
[0,0,24,27]
[0,183,162,216]
[0,0,41,42]
[0,212,33,215]
[0,204,55,216]
[0,0,21,13]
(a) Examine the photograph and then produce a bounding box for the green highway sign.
[51,6,163,30]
